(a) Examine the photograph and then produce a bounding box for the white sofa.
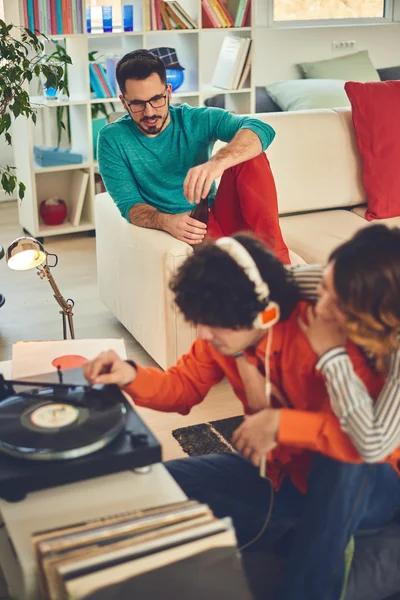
[95,108,400,369]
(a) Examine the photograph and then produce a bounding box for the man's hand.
[298,306,347,357]
[232,409,281,467]
[162,212,207,244]
[83,350,136,387]
[184,160,225,204]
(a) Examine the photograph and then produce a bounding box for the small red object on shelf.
[40,197,68,226]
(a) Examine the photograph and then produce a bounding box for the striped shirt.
[288,264,400,463]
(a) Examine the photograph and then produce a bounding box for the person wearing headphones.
[84,232,399,600]
[236,224,400,467]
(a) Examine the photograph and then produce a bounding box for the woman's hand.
[83,350,136,387]
[298,305,347,357]
[232,409,281,467]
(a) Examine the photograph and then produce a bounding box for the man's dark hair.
[170,233,299,329]
[116,49,166,95]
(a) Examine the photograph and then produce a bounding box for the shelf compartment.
[144,30,199,94]
[36,168,93,233]
[32,104,92,171]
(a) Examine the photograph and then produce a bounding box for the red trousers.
[207,153,290,264]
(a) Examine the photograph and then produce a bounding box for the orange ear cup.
[260,304,279,326]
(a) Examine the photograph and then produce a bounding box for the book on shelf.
[159,1,173,29]
[171,1,198,28]
[201,0,236,28]
[234,0,251,27]
[144,0,151,30]
[217,0,235,26]
[231,38,251,89]
[209,0,230,27]
[105,57,121,97]
[237,42,252,89]
[20,0,84,35]
[144,0,197,30]
[154,0,163,29]
[89,62,116,100]
[202,0,222,28]
[31,500,252,600]
[150,0,157,30]
[69,169,89,226]
[163,1,189,29]
[212,36,252,90]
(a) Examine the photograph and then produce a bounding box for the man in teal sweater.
[98,49,289,262]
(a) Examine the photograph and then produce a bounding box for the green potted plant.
[0,20,71,199]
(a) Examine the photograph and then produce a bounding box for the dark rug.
[172,415,243,457]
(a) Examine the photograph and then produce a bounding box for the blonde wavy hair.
[330,225,400,367]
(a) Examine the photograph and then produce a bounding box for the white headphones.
[215,237,280,329]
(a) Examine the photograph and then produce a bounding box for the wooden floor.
[0,201,241,462]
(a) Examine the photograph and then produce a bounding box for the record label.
[30,404,79,429]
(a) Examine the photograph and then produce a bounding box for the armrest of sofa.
[95,192,197,369]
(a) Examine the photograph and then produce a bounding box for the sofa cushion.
[256,109,366,215]
[265,79,350,111]
[298,50,380,82]
[351,205,400,228]
[256,87,282,113]
[279,209,369,264]
[345,80,400,220]
[378,65,400,81]
[346,523,400,600]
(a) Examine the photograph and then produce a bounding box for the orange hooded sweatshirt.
[124,302,400,493]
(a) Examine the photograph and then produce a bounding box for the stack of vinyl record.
[32,500,253,600]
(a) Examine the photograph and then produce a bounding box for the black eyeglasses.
[124,89,168,113]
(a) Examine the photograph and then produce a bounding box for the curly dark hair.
[116,49,166,94]
[170,233,299,329]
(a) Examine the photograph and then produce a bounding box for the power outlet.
[332,40,357,51]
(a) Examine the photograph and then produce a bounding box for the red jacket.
[124,302,400,493]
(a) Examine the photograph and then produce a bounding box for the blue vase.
[166,69,184,92]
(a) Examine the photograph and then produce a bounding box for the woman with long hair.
[294,224,400,462]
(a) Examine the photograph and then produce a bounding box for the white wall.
[253,22,400,84]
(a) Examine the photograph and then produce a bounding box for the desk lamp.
[6,236,75,339]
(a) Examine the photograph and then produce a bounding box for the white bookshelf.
[5,0,255,238]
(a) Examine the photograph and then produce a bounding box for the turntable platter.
[0,386,127,461]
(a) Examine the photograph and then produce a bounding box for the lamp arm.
[39,264,74,313]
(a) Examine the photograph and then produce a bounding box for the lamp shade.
[6,237,47,271]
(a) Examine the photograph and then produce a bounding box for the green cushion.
[265,79,350,111]
[298,50,380,82]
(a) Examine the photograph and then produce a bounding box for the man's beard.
[134,101,170,136]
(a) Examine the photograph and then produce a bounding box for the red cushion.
[345,80,400,220]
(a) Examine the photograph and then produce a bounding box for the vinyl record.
[0,385,127,461]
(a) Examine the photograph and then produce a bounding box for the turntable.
[0,371,162,502]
